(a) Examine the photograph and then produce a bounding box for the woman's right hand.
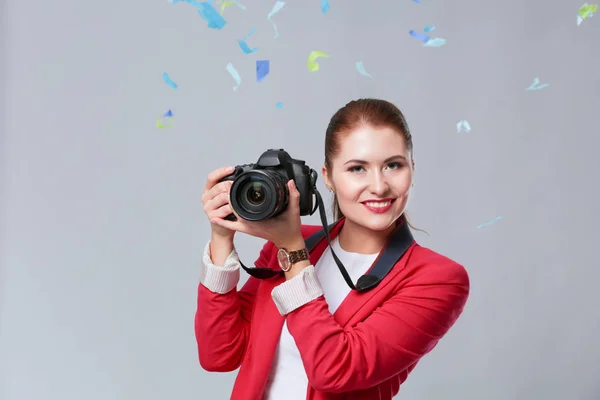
[202,166,236,240]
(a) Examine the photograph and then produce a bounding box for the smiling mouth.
[361,199,396,208]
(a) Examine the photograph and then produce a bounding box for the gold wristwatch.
[276,247,310,272]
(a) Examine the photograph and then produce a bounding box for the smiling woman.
[323,99,420,239]
[195,98,470,400]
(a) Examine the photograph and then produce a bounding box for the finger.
[204,166,235,192]
[204,180,233,203]
[212,203,233,219]
[211,216,245,234]
[203,192,230,215]
[288,179,300,199]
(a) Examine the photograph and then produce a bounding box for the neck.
[337,219,396,254]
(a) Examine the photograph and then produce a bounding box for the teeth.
[365,201,391,208]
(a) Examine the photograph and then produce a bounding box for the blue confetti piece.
[256,60,270,82]
[238,27,258,54]
[424,37,446,47]
[355,61,372,78]
[321,0,330,13]
[456,120,471,133]
[163,109,174,117]
[170,0,203,8]
[424,24,435,32]
[412,0,420,3]
[162,72,178,89]
[238,40,258,54]
[477,216,503,229]
[276,102,284,109]
[525,77,550,91]
[409,29,430,43]
[226,62,241,91]
[267,1,286,38]
[197,2,226,29]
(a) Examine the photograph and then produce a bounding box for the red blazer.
[195,219,470,399]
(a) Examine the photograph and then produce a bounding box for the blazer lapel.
[333,242,415,327]
[306,218,415,328]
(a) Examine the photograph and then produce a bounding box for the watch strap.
[288,248,310,264]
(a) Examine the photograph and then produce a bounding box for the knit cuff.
[200,241,240,294]
[271,266,324,315]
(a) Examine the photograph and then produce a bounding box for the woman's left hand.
[210,179,304,249]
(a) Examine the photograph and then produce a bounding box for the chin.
[359,217,401,232]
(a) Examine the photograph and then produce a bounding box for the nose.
[368,171,390,196]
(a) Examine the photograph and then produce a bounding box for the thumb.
[288,179,299,197]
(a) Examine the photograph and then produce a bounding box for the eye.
[348,165,365,173]
[386,162,402,170]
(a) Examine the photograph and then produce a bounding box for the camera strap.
[238,185,415,292]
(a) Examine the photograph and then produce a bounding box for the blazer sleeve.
[195,240,275,372]
[285,258,470,393]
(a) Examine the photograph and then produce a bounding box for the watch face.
[277,249,290,270]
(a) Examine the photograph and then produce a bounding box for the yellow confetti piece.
[156,116,175,128]
[221,1,233,14]
[307,50,331,72]
[579,3,598,18]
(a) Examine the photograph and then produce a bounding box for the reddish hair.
[324,98,415,224]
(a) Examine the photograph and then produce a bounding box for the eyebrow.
[343,155,407,166]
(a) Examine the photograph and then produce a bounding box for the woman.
[196,99,470,399]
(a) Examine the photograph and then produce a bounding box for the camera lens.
[243,182,267,205]
[229,170,288,221]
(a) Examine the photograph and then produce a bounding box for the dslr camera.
[218,149,318,221]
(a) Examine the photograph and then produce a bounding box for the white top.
[263,237,379,400]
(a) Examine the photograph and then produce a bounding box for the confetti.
[226,62,241,91]
[412,0,421,3]
[169,0,227,29]
[276,102,284,108]
[307,51,331,72]
[355,61,372,78]
[321,0,330,13]
[424,24,435,32]
[256,60,270,82]
[409,30,430,43]
[162,72,178,89]
[424,37,446,47]
[267,1,286,38]
[198,1,227,29]
[157,109,175,128]
[525,77,550,91]
[221,0,246,14]
[171,0,208,8]
[456,120,471,133]
[578,3,598,25]
[477,216,503,229]
[238,27,258,54]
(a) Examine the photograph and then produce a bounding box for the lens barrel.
[230,170,288,221]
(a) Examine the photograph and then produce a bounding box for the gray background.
[1,0,599,399]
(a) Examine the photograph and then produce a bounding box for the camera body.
[218,149,318,221]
